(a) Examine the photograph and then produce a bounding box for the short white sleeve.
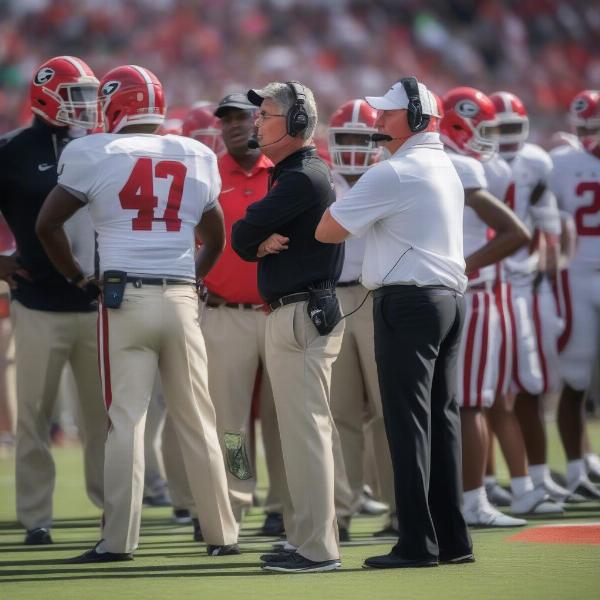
[57,137,98,203]
[330,161,400,237]
[204,153,221,212]
[448,153,487,191]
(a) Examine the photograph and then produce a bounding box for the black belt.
[206,301,264,310]
[337,280,360,288]
[268,292,310,312]
[126,277,194,287]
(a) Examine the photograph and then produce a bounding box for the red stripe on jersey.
[507,286,526,392]
[558,270,573,353]
[532,291,549,394]
[476,293,491,408]
[463,294,480,408]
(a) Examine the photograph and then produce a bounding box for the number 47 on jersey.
[119,157,187,232]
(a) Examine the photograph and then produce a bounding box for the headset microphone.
[247,133,288,149]
[370,133,393,143]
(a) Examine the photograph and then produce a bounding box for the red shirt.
[204,152,273,303]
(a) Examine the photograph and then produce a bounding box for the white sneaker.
[568,475,600,501]
[485,482,512,507]
[464,500,527,528]
[511,486,564,515]
[359,494,389,516]
[542,478,585,504]
[585,454,600,484]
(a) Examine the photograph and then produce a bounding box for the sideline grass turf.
[1,422,600,599]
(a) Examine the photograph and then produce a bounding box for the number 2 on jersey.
[119,158,187,231]
[574,182,600,236]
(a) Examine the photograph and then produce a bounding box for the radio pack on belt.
[102,270,127,309]
[307,283,341,335]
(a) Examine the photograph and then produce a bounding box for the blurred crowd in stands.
[1,0,599,144]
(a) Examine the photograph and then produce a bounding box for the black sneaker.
[24,528,52,545]
[439,552,475,565]
[260,547,295,562]
[173,508,191,524]
[192,518,203,542]
[261,512,285,536]
[207,544,241,556]
[373,525,399,538]
[143,490,172,507]
[262,551,340,573]
[364,552,438,569]
[65,541,133,564]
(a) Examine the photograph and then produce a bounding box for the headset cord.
[339,245,414,320]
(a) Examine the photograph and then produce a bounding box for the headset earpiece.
[401,77,430,133]
[285,81,309,137]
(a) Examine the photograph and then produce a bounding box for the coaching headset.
[285,81,309,137]
[400,76,430,133]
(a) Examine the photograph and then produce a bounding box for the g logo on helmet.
[101,81,121,97]
[455,100,480,118]
[571,97,588,115]
[34,67,55,86]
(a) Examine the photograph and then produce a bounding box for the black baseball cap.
[214,93,256,117]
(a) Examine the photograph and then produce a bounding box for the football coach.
[316,77,473,568]
[231,81,344,573]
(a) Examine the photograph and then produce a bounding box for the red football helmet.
[489,91,529,160]
[182,103,224,154]
[569,89,600,156]
[30,56,100,129]
[440,87,499,161]
[99,65,166,133]
[329,99,380,174]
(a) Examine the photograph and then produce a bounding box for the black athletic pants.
[373,284,472,561]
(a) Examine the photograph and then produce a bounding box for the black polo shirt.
[231,146,344,303]
[0,118,96,312]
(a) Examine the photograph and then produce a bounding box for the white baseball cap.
[366,80,441,117]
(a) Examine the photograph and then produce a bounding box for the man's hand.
[0,256,31,288]
[257,234,289,258]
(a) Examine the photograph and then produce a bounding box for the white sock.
[567,459,586,484]
[528,464,549,487]
[484,475,497,487]
[511,475,534,497]
[585,453,600,471]
[463,486,486,511]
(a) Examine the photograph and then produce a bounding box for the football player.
[549,90,600,498]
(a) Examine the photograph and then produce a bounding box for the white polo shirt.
[330,132,467,292]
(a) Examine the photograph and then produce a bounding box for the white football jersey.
[503,143,559,281]
[58,133,220,279]
[549,144,600,270]
[333,170,366,283]
[482,153,512,202]
[447,151,495,285]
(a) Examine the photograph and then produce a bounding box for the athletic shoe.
[207,544,241,556]
[260,549,295,562]
[359,494,389,516]
[373,515,400,538]
[485,481,512,507]
[142,490,172,507]
[439,552,475,565]
[511,487,564,515]
[192,518,203,542]
[65,541,132,564]
[464,500,527,527]
[24,528,52,545]
[172,508,192,524]
[363,552,437,569]
[542,479,585,504]
[585,455,600,484]
[262,551,340,573]
[568,476,600,501]
[260,512,285,536]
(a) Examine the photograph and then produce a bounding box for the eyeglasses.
[256,110,286,122]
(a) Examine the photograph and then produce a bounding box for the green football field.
[1,422,599,600]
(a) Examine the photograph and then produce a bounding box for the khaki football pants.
[13,301,105,530]
[201,305,285,522]
[330,285,395,513]
[266,300,344,563]
[98,284,237,553]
